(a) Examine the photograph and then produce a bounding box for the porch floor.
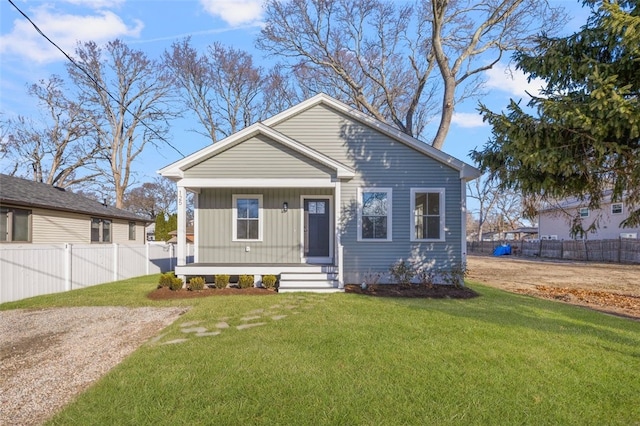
[176,262,335,274]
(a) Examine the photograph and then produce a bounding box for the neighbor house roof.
[158,93,480,181]
[539,190,626,213]
[0,174,151,223]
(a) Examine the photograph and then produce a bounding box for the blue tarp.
[493,244,512,256]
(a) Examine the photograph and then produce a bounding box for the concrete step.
[279,279,337,288]
[280,272,338,281]
[278,287,343,293]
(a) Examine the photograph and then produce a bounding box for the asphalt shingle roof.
[0,174,151,222]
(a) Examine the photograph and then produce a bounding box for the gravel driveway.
[0,306,186,425]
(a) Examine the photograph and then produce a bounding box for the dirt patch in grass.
[345,284,479,299]
[467,254,640,319]
[147,286,276,300]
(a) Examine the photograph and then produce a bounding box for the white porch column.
[177,185,187,267]
[193,191,199,263]
[335,180,344,288]
[461,179,468,265]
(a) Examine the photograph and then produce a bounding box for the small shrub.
[214,274,230,289]
[360,270,381,291]
[262,274,277,290]
[416,266,435,289]
[389,260,415,288]
[442,263,467,288]
[169,276,184,291]
[238,274,255,289]
[158,272,175,288]
[188,276,205,291]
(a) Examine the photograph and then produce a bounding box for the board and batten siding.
[275,103,463,282]
[197,187,332,263]
[183,134,335,179]
[29,207,145,244]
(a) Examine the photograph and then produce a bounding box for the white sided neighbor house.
[159,94,480,292]
[538,193,640,241]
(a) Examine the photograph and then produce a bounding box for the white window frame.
[611,203,623,215]
[357,187,392,242]
[579,207,589,218]
[232,194,263,242]
[410,188,446,242]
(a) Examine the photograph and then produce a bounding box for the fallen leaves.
[519,285,640,318]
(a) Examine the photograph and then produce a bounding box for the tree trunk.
[431,77,455,150]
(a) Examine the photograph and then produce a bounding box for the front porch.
[176,262,341,293]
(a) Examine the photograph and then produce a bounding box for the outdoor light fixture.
[283,202,288,212]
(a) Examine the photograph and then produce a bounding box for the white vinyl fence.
[0,242,194,304]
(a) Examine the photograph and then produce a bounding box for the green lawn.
[3,277,640,425]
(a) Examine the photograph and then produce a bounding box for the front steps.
[278,268,342,293]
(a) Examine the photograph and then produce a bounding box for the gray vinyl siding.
[184,134,334,179]
[275,104,463,280]
[198,187,332,263]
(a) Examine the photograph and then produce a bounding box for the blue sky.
[1,0,590,186]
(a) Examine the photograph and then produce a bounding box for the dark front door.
[304,199,330,257]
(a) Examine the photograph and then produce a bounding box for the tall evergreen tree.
[154,212,168,242]
[473,0,640,232]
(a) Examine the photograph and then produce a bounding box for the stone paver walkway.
[159,295,327,345]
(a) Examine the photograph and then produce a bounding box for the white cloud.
[0,5,143,63]
[62,0,126,8]
[199,0,263,26]
[452,112,487,129]
[484,63,546,98]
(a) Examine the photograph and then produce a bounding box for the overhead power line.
[6,0,185,158]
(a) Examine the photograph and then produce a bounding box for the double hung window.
[357,188,392,241]
[411,188,445,241]
[233,195,262,241]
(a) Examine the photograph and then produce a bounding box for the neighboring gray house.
[159,94,480,292]
[0,174,150,244]
[538,193,640,240]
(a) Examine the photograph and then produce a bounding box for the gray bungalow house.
[159,94,480,292]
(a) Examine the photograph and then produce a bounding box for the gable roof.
[158,122,355,179]
[0,174,151,222]
[263,93,481,180]
[159,93,480,181]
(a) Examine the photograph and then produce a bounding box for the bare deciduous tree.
[68,39,176,208]
[468,174,525,241]
[123,176,177,219]
[164,38,276,142]
[164,37,219,142]
[2,76,100,188]
[208,42,263,137]
[259,0,563,149]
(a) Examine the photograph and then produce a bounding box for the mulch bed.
[148,284,479,300]
[344,284,479,299]
[147,286,277,300]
